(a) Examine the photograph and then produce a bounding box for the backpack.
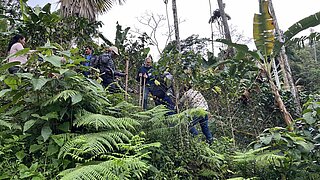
[90,55,101,69]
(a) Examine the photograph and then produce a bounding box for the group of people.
[6,34,214,144]
[81,45,126,90]
[136,56,214,144]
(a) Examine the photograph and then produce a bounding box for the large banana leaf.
[253,0,275,56]
[274,11,320,55]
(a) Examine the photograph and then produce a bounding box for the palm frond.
[60,0,126,21]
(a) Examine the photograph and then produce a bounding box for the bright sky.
[28,0,320,58]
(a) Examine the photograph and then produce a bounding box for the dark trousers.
[154,95,176,115]
[189,114,213,143]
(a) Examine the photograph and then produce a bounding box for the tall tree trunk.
[217,0,234,56]
[172,0,181,51]
[164,0,172,42]
[268,0,302,117]
[208,0,214,54]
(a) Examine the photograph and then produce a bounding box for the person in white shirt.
[7,34,27,73]
[180,85,214,144]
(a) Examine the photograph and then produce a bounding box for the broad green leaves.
[253,0,275,56]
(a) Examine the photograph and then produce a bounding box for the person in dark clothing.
[150,72,176,115]
[136,56,154,110]
[93,46,126,90]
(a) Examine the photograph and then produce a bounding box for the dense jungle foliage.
[1,1,320,179]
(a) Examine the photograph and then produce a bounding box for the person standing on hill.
[7,34,28,73]
[82,46,94,77]
[179,85,214,144]
[92,46,126,90]
[136,56,154,110]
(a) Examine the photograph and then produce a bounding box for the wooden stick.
[139,76,142,106]
[141,76,146,109]
[125,59,129,100]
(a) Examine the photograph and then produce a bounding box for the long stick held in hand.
[139,76,142,106]
[125,59,129,100]
[141,76,146,109]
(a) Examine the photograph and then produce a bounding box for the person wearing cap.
[96,46,126,89]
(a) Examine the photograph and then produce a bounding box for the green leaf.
[261,135,272,145]
[40,54,62,67]
[296,140,314,152]
[41,123,52,142]
[274,11,320,55]
[216,39,260,59]
[59,69,69,74]
[0,61,20,71]
[57,122,70,133]
[58,50,71,58]
[303,112,316,124]
[52,135,65,146]
[253,1,275,56]
[42,3,51,13]
[17,73,33,79]
[15,150,25,161]
[47,144,59,156]
[71,93,82,105]
[0,89,11,98]
[34,6,41,16]
[23,119,37,132]
[4,76,19,90]
[29,144,43,153]
[31,76,49,90]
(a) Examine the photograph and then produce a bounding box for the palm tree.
[59,0,126,21]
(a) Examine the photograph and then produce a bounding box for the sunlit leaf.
[23,119,37,132]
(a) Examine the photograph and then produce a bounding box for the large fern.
[59,135,160,179]
[59,157,149,180]
[74,112,139,131]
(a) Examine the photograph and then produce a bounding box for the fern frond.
[59,157,149,180]
[74,113,140,131]
[200,146,226,164]
[58,131,133,160]
[232,146,285,166]
[42,90,80,106]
